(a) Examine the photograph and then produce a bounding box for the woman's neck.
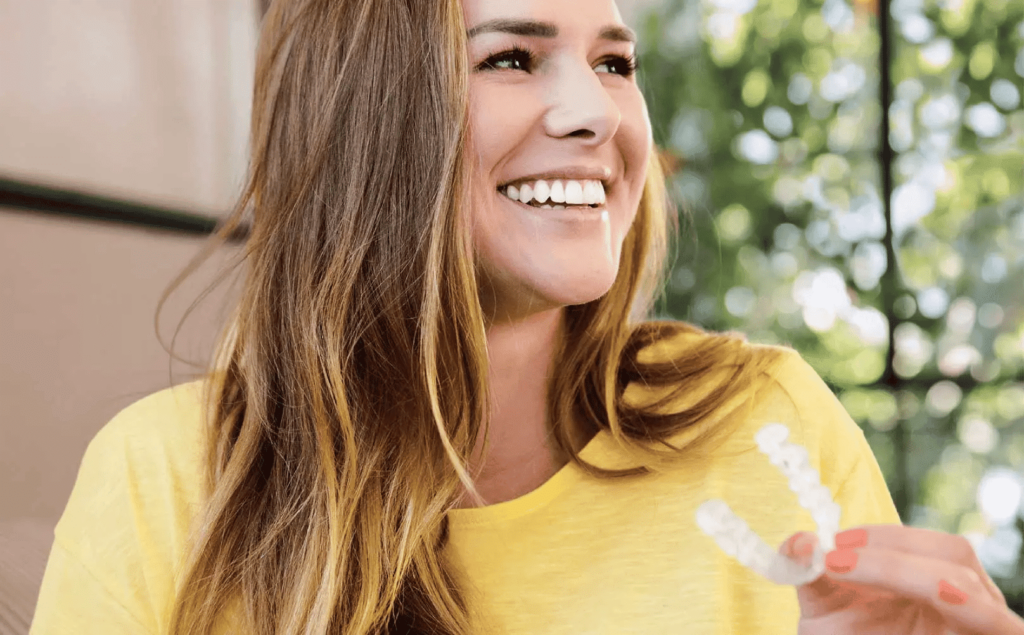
[453,308,589,508]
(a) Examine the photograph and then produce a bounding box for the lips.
[497,165,613,189]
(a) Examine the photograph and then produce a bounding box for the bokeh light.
[640,0,1023,597]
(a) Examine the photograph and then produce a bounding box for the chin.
[476,249,625,318]
[533,272,620,308]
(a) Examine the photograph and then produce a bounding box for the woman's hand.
[780,524,1024,635]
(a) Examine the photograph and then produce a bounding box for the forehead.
[462,0,624,34]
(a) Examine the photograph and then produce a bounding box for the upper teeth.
[502,179,606,206]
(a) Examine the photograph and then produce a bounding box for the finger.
[823,545,1024,635]
[837,525,1006,608]
[781,533,896,618]
[780,532,814,562]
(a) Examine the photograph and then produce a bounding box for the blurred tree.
[636,0,1024,611]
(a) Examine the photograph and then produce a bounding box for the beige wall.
[0,0,257,524]
[0,212,242,520]
[0,0,257,214]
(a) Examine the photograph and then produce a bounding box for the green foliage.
[638,0,1024,600]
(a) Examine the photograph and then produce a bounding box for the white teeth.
[695,423,842,587]
[519,183,535,205]
[549,181,566,204]
[533,181,551,204]
[564,181,584,205]
[500,179,606,207]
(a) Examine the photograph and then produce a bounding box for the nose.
[542,56,621,146]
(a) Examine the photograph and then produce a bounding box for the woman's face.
[464,0,652,322]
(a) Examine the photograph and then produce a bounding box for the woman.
[30,0,1024,633]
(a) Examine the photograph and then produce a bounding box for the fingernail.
[835,528,868,550]
[796,537,815,557]
[825,549,858,573]
[938,580,968,605]
[793,532,819,557]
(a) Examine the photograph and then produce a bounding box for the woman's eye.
[596,55,638,77]
[477,49,638,78]
[479,47,535,72]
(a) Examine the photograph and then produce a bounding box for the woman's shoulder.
[687,337,874,495]
[634,321,822,388]
[630,322,866,468]
[58,376,214,520]
[631,319,793,365]
[55,380,213,573]
[626,321,797,406]
[43,377,216,631]
[86,378,212,478]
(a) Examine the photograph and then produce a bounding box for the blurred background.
[636,0,1024,612]
[0,0,1021,630]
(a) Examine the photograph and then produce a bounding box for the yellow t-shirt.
[31,342,901,634]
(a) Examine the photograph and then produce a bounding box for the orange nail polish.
[825,549,858,573]
[938,580,968,605]
[835,528,868,550]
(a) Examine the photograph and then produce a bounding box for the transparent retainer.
[694,423,842,587]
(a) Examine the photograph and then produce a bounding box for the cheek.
[621,94,653,164]
[619,96,653,199]
[468,90,534,181]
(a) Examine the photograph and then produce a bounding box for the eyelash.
[477,44,638,77]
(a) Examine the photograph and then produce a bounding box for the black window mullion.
[0,176,247,242]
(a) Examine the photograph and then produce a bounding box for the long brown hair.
[157,0,784,633]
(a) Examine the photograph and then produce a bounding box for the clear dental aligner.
[694,423,843,587]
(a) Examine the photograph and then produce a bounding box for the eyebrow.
[466,19,637,45]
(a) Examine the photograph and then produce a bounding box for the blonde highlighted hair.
[157,0,783,633]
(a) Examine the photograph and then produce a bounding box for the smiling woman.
[465,2,650,325]
[29,1,905,634]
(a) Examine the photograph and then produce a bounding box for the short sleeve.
[30,539,153,634]
[832,450,903,528]
[30,381,208,635]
